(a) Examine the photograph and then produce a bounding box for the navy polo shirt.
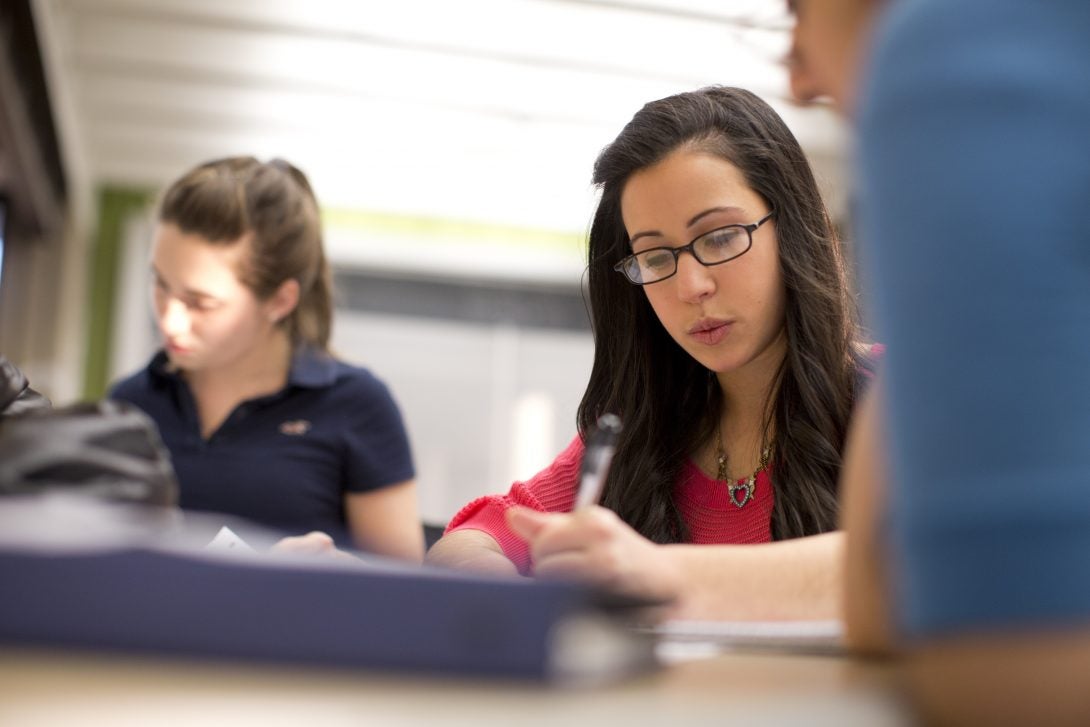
[109,348,415,548]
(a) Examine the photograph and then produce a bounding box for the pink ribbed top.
[446,435,775,575]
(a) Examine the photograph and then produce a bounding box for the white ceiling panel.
[34,0,848,280]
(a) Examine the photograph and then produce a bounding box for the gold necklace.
[715,424,772,509]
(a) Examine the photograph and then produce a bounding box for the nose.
[673,250,715,303]
[158,297,190,338]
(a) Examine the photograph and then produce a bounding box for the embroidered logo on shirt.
[279,419,312,436]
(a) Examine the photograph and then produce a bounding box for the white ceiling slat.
[40,0,849,275]
[67,14,784,129]
[64,0,790,88]
[74,73,621,149]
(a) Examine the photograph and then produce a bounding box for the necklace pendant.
[728,477,756,509]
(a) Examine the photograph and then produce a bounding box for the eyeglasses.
[613,210,775,285]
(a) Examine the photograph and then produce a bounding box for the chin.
[697,356,738,375]
[701,351,756,377]
[165,350,202,371]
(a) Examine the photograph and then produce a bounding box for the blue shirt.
[110,348,415,548]
[857,0,1090,638]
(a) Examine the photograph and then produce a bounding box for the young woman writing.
[427,87,877,620]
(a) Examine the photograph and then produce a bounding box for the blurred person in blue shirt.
[790,1,1090,724]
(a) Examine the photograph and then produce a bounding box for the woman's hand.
[509,507,845,621]
[271,531,356,561]
[506,505,683,604]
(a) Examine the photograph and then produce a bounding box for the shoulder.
[301,357,407,432]
[331,359,390,394]
[321,359,400,410]
[324,360,415,485]
[291,348,391,399]
[864,0,1086,115]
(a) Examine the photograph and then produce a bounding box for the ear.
[266,278,301,325]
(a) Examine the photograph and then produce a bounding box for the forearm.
[838,384,896,654]
[345,482,425,563]
[662,531,844,621]
[355,530,425,563]
[424,528,519,577]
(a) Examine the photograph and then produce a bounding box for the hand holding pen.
[507,414,681,601]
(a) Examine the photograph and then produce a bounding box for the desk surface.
[0,647,913,727]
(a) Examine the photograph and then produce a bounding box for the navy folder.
[0,543,655,681]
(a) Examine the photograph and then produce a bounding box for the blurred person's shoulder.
[290,348,401,417]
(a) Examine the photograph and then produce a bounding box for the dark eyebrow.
[629,230,664,244]
[687,206,747,228]
[628,206,750,245]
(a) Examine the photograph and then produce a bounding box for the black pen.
[574,413,623,509]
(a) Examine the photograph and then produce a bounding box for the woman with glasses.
[110,157,423,561]
[427,86,878,620]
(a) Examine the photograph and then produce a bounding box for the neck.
[715,329,786,431]
[187,329,293,399]
[709,329,786,480]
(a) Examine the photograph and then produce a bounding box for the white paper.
[652,619,845,662]
[205,525,256,553]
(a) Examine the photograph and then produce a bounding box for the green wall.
[83,187,152,399]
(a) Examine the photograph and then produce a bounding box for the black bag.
[0,399,179,508]
[0,355,51,417]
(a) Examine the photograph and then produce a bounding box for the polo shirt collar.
[146,346,337,389]
[147,350,177,383]
[288,346,338,389]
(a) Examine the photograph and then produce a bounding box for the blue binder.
[0,543,656,682]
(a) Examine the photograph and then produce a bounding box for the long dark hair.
[578,86,866,543]
[158,156,333,350]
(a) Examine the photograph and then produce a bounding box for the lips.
[688,318,732,345]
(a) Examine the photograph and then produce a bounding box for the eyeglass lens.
[625,225,751,284]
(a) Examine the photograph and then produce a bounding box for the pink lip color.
[688,319,732,345]
[166,342,191,355]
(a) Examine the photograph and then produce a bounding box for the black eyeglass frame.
[612,210,775,286]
